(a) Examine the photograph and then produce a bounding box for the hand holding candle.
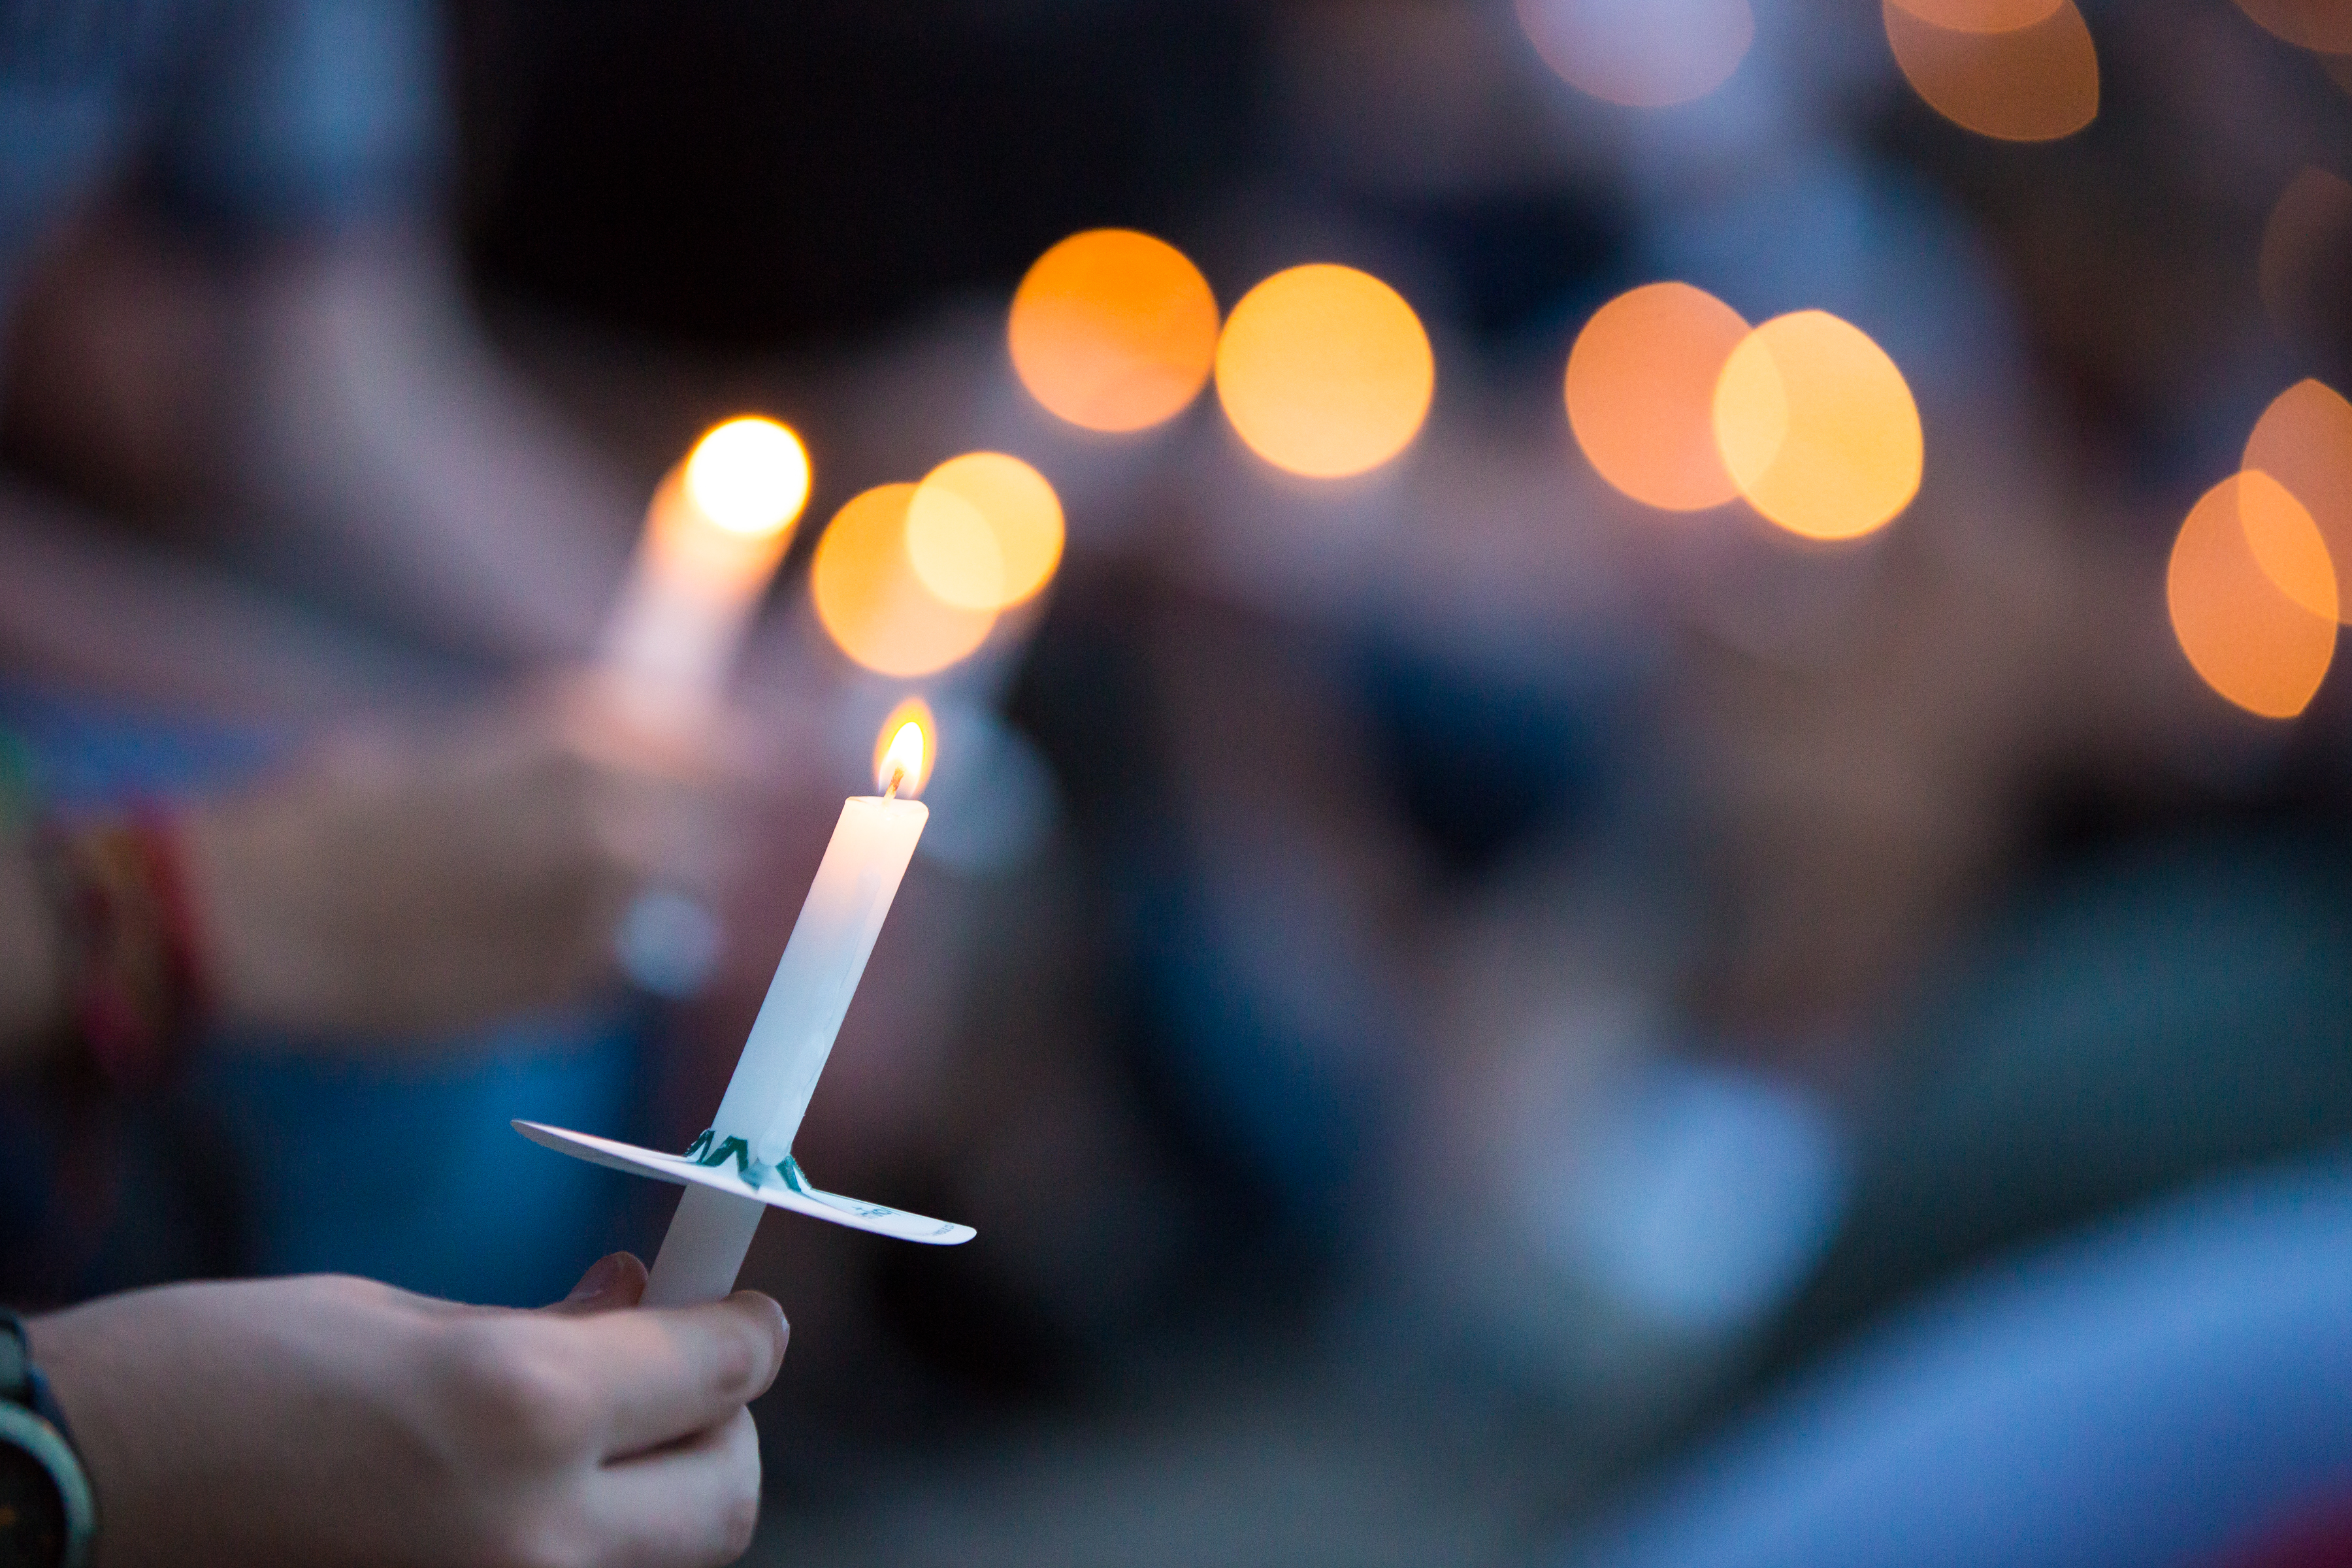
[518,698,973,1309]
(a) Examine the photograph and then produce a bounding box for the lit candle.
[637,699,943,1306]
[599,416,810,995]
[600,415,811,728]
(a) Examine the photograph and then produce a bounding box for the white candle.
[642,704,936,1306]
[600,416,810,727]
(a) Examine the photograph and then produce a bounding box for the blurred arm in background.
[0,691,739,1077]
[3,208,638,673]
[0,0,637,687]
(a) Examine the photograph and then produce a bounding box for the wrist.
[29,809,210,1090]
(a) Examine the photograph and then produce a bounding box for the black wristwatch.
[0,1311,92,1568]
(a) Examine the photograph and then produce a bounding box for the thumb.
[549,1251,649,1313]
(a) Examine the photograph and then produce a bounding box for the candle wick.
[883,769,904,802]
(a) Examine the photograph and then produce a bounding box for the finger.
[567,1291,787,1458]
[579,1407,763,1568]
[546,1253,649,1315]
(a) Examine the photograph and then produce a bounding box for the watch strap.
[0,1309,30,1405]
[0,1312,67,1439]
[0,1308,94,1568]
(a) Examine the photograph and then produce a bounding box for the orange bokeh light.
[1567,282,1750,512]
[906,451,1064,612]
[1712,310,1923,542]
[2230,0,2352,54]
[873,696,937,798]
[2169,471,2336,719]
[1214,263,1434,479]
[1884,0,2098,142]
[1887,0,2060,31]
[2246,379,2352,623]
[1007,229,1220,433]
[1514,0,1754,108]
[810,484,998,678]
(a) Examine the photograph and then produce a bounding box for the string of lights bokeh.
[683,0,2352,726]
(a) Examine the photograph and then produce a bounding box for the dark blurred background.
[11,0,2352,1563]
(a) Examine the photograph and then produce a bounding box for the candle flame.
[874,698,936,798]
[683,416,812,538]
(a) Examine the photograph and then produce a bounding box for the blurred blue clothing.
[0,0,444,318]
[0,685,649,1307]
[1767,830,2352,1367]
[1562,1156,2352,1568]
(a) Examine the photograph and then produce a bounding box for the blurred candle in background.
[601,415,812,727]
[600,416,811,994]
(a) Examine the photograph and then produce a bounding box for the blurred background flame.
[1883,0,2099,142]
[1008,229,1221,434]
[1213,263,1435,480]
[2246,380,2352,622]
[681,415,811,538]
[2168,471,2336,717]
[1567,282,1750,513]
[810,483,998,677]
[906,452,1065,613]
[1712,310,1923,541]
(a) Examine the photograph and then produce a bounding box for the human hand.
[181,689,739,1041]
[29,1253,786,1568]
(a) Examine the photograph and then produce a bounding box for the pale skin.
[27,1252,788,1568]
[0,687,745,1072]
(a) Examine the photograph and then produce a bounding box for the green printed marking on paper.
[682,1129,810,1194]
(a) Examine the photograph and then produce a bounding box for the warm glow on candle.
[874,698,936,798]
[1712,310,1923,542]
[683,416,812,538]
[1009,230,1221,433]
[1214,264,1434,480]
[1567,282,1750,512]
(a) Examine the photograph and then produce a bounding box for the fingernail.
[566,1252,626,1303]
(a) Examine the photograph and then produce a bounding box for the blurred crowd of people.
[6,0,2352,1564]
